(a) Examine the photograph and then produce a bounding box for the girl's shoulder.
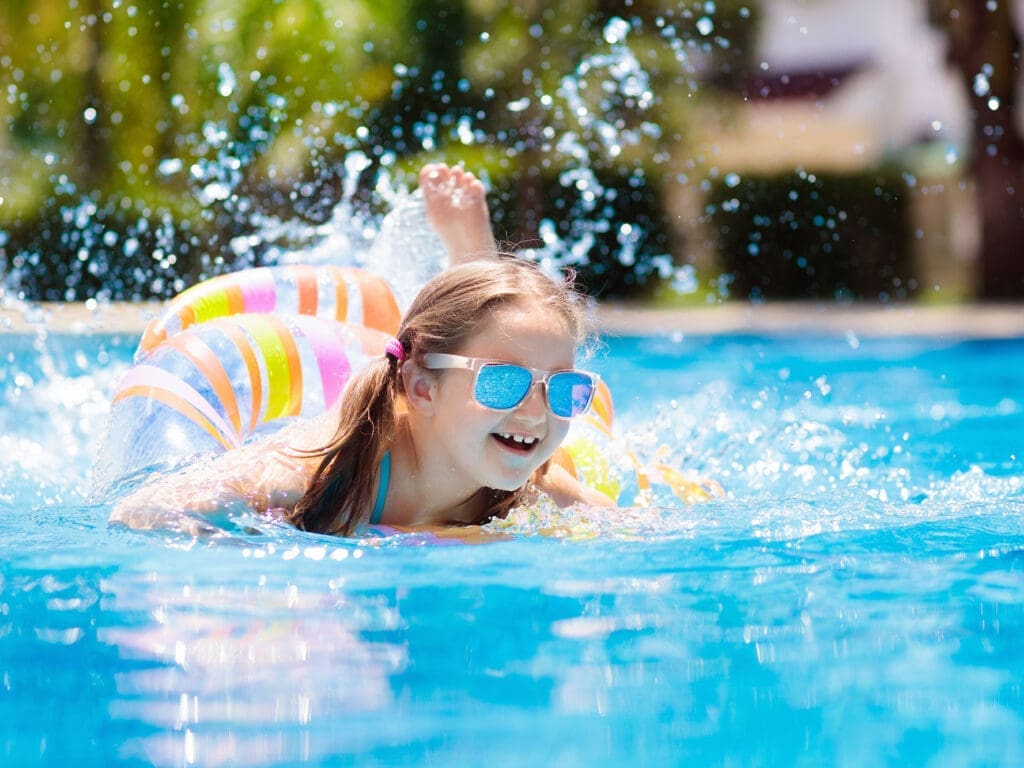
[200,410,339,498]
[268,408,340,454]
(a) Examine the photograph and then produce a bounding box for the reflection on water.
[101,564,402,765]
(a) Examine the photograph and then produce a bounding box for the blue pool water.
[2,327,1023,766]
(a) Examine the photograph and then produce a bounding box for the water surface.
[2,330,1022,766]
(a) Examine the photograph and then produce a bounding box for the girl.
[111,164,613,536]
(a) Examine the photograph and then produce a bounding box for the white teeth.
[499,433,537,445]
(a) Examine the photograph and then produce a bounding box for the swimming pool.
[2,326,1022,766]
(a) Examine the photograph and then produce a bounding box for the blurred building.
[712,0,969,169]
[680,0,1022,299]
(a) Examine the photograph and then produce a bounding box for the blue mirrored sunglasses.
[421,353,599,420]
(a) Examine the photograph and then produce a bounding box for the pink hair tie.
[384,338,407,363]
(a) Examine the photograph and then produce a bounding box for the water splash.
[221,15,700,296]
[1,333,128,508]
[3,11,728,306]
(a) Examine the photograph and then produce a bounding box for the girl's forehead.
[461,304,576,366]
[488,302,572,335]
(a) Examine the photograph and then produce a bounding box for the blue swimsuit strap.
[370,451,390,525]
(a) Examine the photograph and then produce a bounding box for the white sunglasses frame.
[420,352,600,419]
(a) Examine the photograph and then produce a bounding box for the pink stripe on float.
[296,317,352,409]
[113,364,242,449]
[239,267,278,313]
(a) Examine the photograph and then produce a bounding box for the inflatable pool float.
[93,264,720,516]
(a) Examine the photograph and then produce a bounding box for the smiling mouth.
[492,432,539,453]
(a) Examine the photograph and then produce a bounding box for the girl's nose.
[514,381,548,423]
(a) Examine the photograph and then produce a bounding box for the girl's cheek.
[550,420,571,447]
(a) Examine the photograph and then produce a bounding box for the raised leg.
[419,163,499,265]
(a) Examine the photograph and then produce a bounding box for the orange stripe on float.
[293,264,319,316]
[324,265,349,322]
[348,269,401,335]
[226,283,246,316]
[264,314,303,419]
[138,325,168,355]
[633,454,652,492]
[135,304,195,355]
[221,319,264,437]
[165,332,242,438]
[179,305,197,339]
[113,385,235,450]
[590,379,615,430]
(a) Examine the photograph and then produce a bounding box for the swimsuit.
[370,451,390,524]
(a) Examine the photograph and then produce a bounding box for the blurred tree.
[448,1,758,294]
[358,0,479,159]
[0,0,406,298]
[454,1,757,234]
[928,0,1024,298]
[1,0,758,300]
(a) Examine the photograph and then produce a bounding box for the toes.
[419,163,485,203]
[420,162,451,187]
[449,166,482,192]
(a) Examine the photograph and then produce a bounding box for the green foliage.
[708,169,915,301]
[2,191,199,301]
[489,165,673,299]
[0,0,760,300]
[0,0,407,298]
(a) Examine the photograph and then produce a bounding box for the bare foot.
[419,163,498,265]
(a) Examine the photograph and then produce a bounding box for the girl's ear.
[401,361,437,415]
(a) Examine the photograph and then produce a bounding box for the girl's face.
[428,302,576,492]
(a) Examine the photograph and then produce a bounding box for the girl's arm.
[109,441,314,532]
[534,462,616,508]
[109,415,333,532]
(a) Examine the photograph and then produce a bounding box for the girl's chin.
[481,463,542,492]
[482,471,534,492]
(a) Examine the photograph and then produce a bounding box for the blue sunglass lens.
[547,372,595,418]
[475,364,533,410]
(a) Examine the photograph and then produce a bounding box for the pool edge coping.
[594,301,1024,339]
[2,300,1023,339]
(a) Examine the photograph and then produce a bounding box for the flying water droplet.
[973,72,990,97]
[604,16,631,45]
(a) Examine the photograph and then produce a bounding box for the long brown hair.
[288,256,590,535]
